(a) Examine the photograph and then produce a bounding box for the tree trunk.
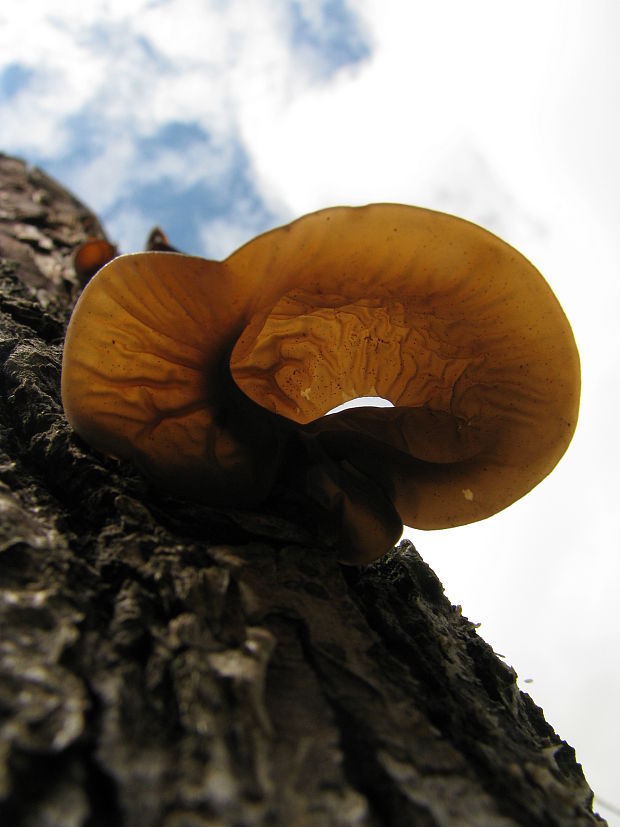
[0,152,605,827]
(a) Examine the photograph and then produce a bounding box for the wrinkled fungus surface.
[61,205,580,563]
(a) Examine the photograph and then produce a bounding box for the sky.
[1,0,619,819]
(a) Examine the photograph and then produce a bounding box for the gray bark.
[0,152,605,826]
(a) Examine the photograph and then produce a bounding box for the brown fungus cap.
[73,238,118,286]
[61,205,580,560]
[61,251,274,504]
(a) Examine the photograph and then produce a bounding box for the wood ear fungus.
[62,205,580,564]
[73,238,117,286]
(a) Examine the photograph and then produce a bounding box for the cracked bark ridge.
[0,152,605,826]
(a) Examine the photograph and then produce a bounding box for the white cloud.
[0,0,376,258]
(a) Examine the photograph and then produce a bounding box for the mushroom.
[61,205,580,564]
[145,226,179,252]
[73,238,118,286]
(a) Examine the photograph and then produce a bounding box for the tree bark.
[0,152,605,827]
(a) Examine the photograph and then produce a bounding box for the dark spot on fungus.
[61,205,580,564]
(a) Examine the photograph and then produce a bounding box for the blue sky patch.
[286,0,371,78]
[103,125,279,256]
[138,121,211,160]
[0,63,35,101]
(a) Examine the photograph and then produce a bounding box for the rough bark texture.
[0,152,605,826]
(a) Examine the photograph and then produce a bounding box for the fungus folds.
[61,205,580,563]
